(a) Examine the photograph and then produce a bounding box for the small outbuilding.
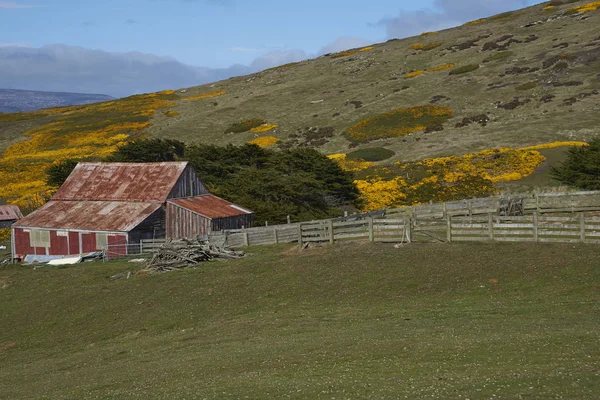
[0,205,23,228]
[12,162,253,260]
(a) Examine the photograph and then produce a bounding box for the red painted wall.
[13,229,128,258]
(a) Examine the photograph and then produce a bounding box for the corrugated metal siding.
[49,231,68,256]
[168,165,210,199]
[0,205,22,222]
[52,162,188,202]
[212,214,254,231]
[13,228,33,257]
[14,201,162,232]
[168,195,253,219]
[166,203,211,239]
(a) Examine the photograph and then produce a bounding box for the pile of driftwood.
[145,238,244,273]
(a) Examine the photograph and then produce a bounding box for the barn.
[12,162,253,260]
[0,205,23,228]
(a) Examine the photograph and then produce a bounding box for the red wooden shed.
[12,162,253,260]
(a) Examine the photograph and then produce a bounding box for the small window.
[57,231,68,237]
[96,233,108,249]
[30,230,50,247]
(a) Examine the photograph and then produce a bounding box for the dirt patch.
[500,66,540,77]
[496,97,531,110]
[0,342,16,351]
[455,114,491,128]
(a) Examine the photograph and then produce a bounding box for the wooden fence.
[386,190,600,218]
[449,213,600,244]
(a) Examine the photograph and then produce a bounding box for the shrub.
[516,81,539,90]
[420,31,438,36]
[483,51,514,63]
[250,123,278,133]
[344,105,453,143]
[347,148,396,162]
[328,154,376,172]
[551,140,600,188]
[331,49,359,59]
[248,136,279,147]
[224,119,266,134]
[427,63,456,72]
[404,70,425,78]
[566,1,600,14]
[0,228,11,242]
[163,110,180,117]
[359,46,374,52]
[410,43,442,51]
[182,90,226,101]
[449,64,480,75]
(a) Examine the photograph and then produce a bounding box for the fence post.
[287,215,291,224]
[533,212,539,242]
[243,232,249,247]
[328,219,334,245]
[407,216,413,242]
[368,217,374,242]
[442,202,447,219]
[446,214,452,243]
[274,229,278,244]
[488,213,494,241]
[298,223,303,249]
[580,213,586,243]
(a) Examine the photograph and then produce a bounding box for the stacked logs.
[145,238,244,273]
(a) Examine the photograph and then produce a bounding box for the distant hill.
[0,89,114,112]
[1,0,599,210]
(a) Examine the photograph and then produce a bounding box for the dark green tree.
[551,140,600,189]
[46,159,80,187]
[106,138,186,162]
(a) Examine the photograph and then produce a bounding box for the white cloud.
[379,0,536,39]
[0,1,38,8]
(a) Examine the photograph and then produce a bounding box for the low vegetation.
[449,64,480,75]
[344,105,453,143]
[1,242,598,398]
[224,118,267,134]
[346,147,395,162]
[551,138,600,189]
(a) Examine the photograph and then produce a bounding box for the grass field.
[0,242,598,399]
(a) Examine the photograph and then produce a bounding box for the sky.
[0,0,542,97]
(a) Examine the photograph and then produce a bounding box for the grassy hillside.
[1,1,599,210]
[0,242,598,398]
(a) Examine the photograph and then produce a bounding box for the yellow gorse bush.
[327,154,376,172]
[341,142,588,211]
[359,46,374,52]
[404,70,425,79]
[248,136,279,147]
[0,228,11,242]
[567,1,600,13]
[182,90,226,101]
[0,91,177,209]
[543,5,555,10]
[427,63,456,72]
[250,123,278,133]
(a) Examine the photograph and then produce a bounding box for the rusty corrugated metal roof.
[168,195,253,219]
[14,201,162,232]
[52,162,188,202]
[0,205,23,221]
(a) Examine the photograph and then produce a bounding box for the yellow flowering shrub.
[327,154,375,172]
[250,123,278,133]
[354,178,407,211]
[567,1,600,14]
[331,49,359,58]
[409,43,441,51]
[0,228,11,242]
[182,90,226,101]
[523,141,588,150]
[404,70,425,79]
[0,91,177,209]
[347,142,586,211]
[427,63,456,72]
[359,46,374,52]
[248,136,279,147]
[543,5,555,10]
[345,105,453,143]
[163,110,180,117]
[420,31,438,36]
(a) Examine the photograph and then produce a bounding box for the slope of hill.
[0,243,598,398]
[0,89,114,113]
[0,1,599,210]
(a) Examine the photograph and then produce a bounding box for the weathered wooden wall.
[168,165,210,199]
